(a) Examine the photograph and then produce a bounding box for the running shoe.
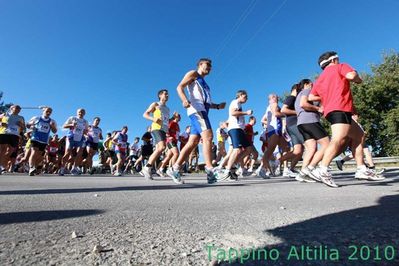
[258,168,270,179]
[166,167,183,184]
[318,170,339,188]
[295,170,316,183]
[283,168,296,178]
[374,168,385,175]
[71,168,80,176]
[156,169,166,178]
[335,160,344,171]
[205,168,218,184]
[217,169,231,181]
[113,172,122,177]
[141,166,153,180]
[303,167,322,182]
[29,167,36,176]
[355,168,385,181]
[58,167,65,176]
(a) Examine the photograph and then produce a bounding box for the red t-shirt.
[310,63,355,117]
[168,121,180,143]
[244,124,254,144]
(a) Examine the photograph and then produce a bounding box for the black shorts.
[105,150,115,158]
[152,130,167,145]
[86,141,99,151]
[167,140,178,150]
[31,140,48,152]
[298,122,328,141]
[0,134,19,148]
[141,144,153,157]
[326,111,352,125]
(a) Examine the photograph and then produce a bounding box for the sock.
[172,164,180,171]
[369,166,375,169]
[307,165,315,170]
[357,165,367,171]
[146,163,152,168]
[320,165,328,173]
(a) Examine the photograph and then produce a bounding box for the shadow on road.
[219,193,399,265]
[0,209,105,224]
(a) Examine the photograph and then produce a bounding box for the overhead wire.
[213,0,259,59]
[213,0,288,83]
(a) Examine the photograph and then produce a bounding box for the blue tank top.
[31,117,52,144]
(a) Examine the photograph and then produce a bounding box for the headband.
[319,54,339,67]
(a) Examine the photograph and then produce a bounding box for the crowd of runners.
[0,51,386,188]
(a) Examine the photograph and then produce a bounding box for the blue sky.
[1,0,398,151]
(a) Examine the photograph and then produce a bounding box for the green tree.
[0,91,13,114]
[352,51,399,156]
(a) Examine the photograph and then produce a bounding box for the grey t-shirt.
[295,89,320,125]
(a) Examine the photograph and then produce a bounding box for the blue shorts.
[267,129,282,138]
[115,149,127,158]
[66,138,84,150]
[189,111,212,136]
[228,129,251,149]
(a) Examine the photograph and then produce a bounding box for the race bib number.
[37,121,50,133]
[7,125,19,135]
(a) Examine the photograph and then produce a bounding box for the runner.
[112,126,128,176]
[178,126,190,172]
[46,134,60,173]
[335,114,385,175]
[134,127,153,172]
[215,121,229,165]
[218,90,253,180]
[103,132,116,173]
[280,84,305,177]
[26,107,57,176]
[157,112,181,177]
[308,51,382,187]
[141,89,181,183]
[243,116,259,173]
[85,117,103,174]
[0,105,25,174]
[294,79,328,183]
[59,108,89,176]
[167,58,226,184]
[258,94,287,179]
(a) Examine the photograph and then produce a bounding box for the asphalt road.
[1,168,399,265]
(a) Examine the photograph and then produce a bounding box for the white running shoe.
[317,169,339,188]
[156,169,166,178]
[166,168,184,184]
[283,168,295,178]
[141,166,153,180]
[303,167,321,182]
[295,170,316,183]
[355,168,385,181]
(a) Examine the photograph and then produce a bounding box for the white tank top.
[187,75,212,116]
[265,105,278,133]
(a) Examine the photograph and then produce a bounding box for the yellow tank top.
[25,139,32,149]
[0,116,8,134]
[151,108,162,131]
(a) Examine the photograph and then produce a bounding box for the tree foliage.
[352,51,399,156]
[0,91,13,114]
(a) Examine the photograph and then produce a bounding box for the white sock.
[357,165,367,171]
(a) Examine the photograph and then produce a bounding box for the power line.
[214,0,258,59]
[213,0,288,83]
